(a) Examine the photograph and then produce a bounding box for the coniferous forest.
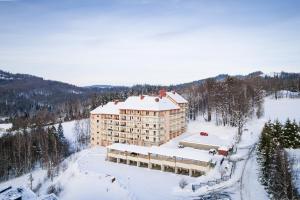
[257,120,300,200]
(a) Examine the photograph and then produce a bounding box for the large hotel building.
[90,90,188,146]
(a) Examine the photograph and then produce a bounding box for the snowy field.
[1,95,299,200]
[264,96,300,122]
[0,123,12,137]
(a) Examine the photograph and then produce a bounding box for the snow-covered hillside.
[0,123,12,137]
[264,96,300,122]
[1,95,299,200]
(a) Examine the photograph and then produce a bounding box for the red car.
[200,131,208,136]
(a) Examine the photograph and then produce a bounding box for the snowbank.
[286,149,300,194]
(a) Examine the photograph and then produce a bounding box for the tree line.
[0,122,70,182]
[179,76,264,136]
[257,120,300,200]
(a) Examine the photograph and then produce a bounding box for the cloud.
[0,0,300,86]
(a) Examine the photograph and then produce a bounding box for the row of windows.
[92,136,159,142]
[120,110,159,116]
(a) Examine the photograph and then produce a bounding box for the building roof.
[119,95,180,111]
[90,101,124,115]
[90,91,186,115]
[107,143,216,162]
[180,134,234,148]
[0,186,36,200]
[166,91,188,104]
[150,146,213,162]
[108,143,150,155]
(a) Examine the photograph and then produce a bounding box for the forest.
[257,120,300,200]
[0,122,70,182]
[0,70,299,182]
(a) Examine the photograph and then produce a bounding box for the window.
[146,136,149,139]
[92,137,94,140]
[97,120,99,123]
[153,138,156,142]
[153,124,156,128]
[146,111,149,115]
[154,112,156,116]
[153,131,156,135]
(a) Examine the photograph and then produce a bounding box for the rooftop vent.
[172,90,176,94]
[140,95,145,100]
[114,100,119,105]
[155,97,160,102]
[159,89,166,98]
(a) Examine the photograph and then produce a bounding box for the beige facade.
[90,91,188,147]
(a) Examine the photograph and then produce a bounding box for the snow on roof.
[0,123,12,131]
[218,146,229,151]
[108,143,150,155]
[90,102,124,115]
[150,146,213,162]
[107,143,214,162]
[181,134,233,148]
[166,91,188,104]
[119,96,180,111]
[39,193,59,200]
[0,186,36,200]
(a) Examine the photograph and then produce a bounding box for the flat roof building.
[106,143,220,176]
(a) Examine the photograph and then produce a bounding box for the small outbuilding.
[179,133,234,156]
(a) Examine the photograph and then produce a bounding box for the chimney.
[140,95,145,100]
[159,89,166,98]
[114,100,119,105]
[155,97,160,102]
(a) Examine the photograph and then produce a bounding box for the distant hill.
[0,68,299,121]
[0,70,128,118]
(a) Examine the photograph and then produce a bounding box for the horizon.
[1,0,300,86]
[2,68,297,87]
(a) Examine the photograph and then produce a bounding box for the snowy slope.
[234,95,300,200]
[286,149,300,194]
[264,96,300,122]
[0,94,299,200]
[0,123,12,137]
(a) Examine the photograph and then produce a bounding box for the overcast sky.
[0,0,299,86]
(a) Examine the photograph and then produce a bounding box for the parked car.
[209,149,217,155]
[200,131,208,136]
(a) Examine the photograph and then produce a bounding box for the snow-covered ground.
[229,95,300,200]
[286,149,300,194]
[54,120,78,146]
[0,123,12,137]
[162,119,237,149]
[1,94,299,200]
[264,96,300,122]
